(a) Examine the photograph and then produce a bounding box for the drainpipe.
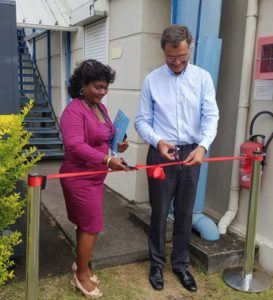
[218,0,259,234]
[65,32,71,104]
[47,30,52,102]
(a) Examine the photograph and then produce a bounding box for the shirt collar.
[164,63,190,77]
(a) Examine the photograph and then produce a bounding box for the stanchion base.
[223,267,272,292]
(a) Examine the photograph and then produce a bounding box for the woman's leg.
[75,229,97,292]
[75,229,96,277]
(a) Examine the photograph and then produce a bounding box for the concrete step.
[29,108,51,113]
[29,137,63,145]
[19,89,43,94]
[24,117,55,123]
[38,149,64,158]
[129,206,258,274]
[27,127,58,134]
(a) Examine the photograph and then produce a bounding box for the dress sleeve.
[60,105,106,165]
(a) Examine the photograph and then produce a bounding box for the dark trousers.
[147,145,200,273]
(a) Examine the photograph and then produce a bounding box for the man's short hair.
[161,25,192,49]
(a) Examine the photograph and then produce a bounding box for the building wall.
[70,27,84,89]
[34,31,65,119]
[50,31,66,118]
[206,0,273,274]
[33,28,84,119]
[34,33,48,89]
[205,0,247,217]
[104,0,171,202]
[236,0,273,275]
[32,0,170,204]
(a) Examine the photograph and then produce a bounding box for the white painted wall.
[236,0,273,275]
[32,0,170,203]
[50,31,66,118]
[206,0,273,274]
[205,0,247,218]
[70,0,109,26]
[104,0,171,202]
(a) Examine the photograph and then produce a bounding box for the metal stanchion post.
[26,173,42,300]
[223,150,271,292]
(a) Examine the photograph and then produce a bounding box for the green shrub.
[0,101,43,285]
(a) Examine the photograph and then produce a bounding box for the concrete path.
[31,160,149,271]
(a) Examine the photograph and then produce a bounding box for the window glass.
[261,44,273,73]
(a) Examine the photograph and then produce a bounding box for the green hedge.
[0,101,42,285]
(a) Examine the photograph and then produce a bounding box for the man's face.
[164,40,190,74]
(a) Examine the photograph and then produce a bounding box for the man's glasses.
[165,55,189,64]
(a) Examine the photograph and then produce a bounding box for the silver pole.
[243,151,262,278]
[26,173,42,300]
[223,151,271,292]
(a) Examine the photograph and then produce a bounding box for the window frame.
[255,36,273,80]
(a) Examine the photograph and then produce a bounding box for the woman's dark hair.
[161,25,192,50]
[68,59,116,99]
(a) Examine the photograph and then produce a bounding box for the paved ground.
[11,159,246,282]
[12,206,74,281]
[12,159,149,280]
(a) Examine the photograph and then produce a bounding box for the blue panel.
[171,0,223,221]
[193,38,222,213]
[199,0,222,38]
[171,0,178,24]
[195,37,222,87]
[194,156,209,212]
[172,0,200,39]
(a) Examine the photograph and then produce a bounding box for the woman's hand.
[117,141,129,153]
[105,156,127,170]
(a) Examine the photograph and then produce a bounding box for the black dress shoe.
[149,266,164,290]
[174,270,197,292]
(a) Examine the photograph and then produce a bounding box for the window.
[256,36,273,80]
[84,19,107,64]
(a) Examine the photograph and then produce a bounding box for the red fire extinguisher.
[239,135,264,189]
[239,110,273,189]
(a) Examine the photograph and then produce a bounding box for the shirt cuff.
[198,143,208,153]
[151,135,162,149]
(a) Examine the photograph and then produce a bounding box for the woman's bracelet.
[106,156,112,167]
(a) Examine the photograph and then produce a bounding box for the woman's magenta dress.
[59,98,114,233]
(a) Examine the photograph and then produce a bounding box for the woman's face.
[84,80,109,104]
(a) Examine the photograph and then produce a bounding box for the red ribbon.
[44,155,259,181]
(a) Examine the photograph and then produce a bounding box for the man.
[134,25,219,292]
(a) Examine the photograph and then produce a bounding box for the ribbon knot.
[147,166,166,179]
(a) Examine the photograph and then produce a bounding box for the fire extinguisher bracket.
[239,110,273,189]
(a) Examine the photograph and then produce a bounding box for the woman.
[60,59,128,298]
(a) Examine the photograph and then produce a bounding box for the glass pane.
[261,44,273,73]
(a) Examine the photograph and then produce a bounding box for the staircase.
[17,30,64,158]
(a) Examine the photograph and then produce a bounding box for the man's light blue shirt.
[134,63,219,151]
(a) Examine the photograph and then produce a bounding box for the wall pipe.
[47,30,52,102]
[218,0,259,234]
[66,32,71,104]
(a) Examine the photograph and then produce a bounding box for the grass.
[0,261,273,300]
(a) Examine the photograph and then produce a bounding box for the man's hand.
[184,146,206,166]
[157,140,176,160]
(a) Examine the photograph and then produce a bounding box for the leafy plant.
[0,100,43,285]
